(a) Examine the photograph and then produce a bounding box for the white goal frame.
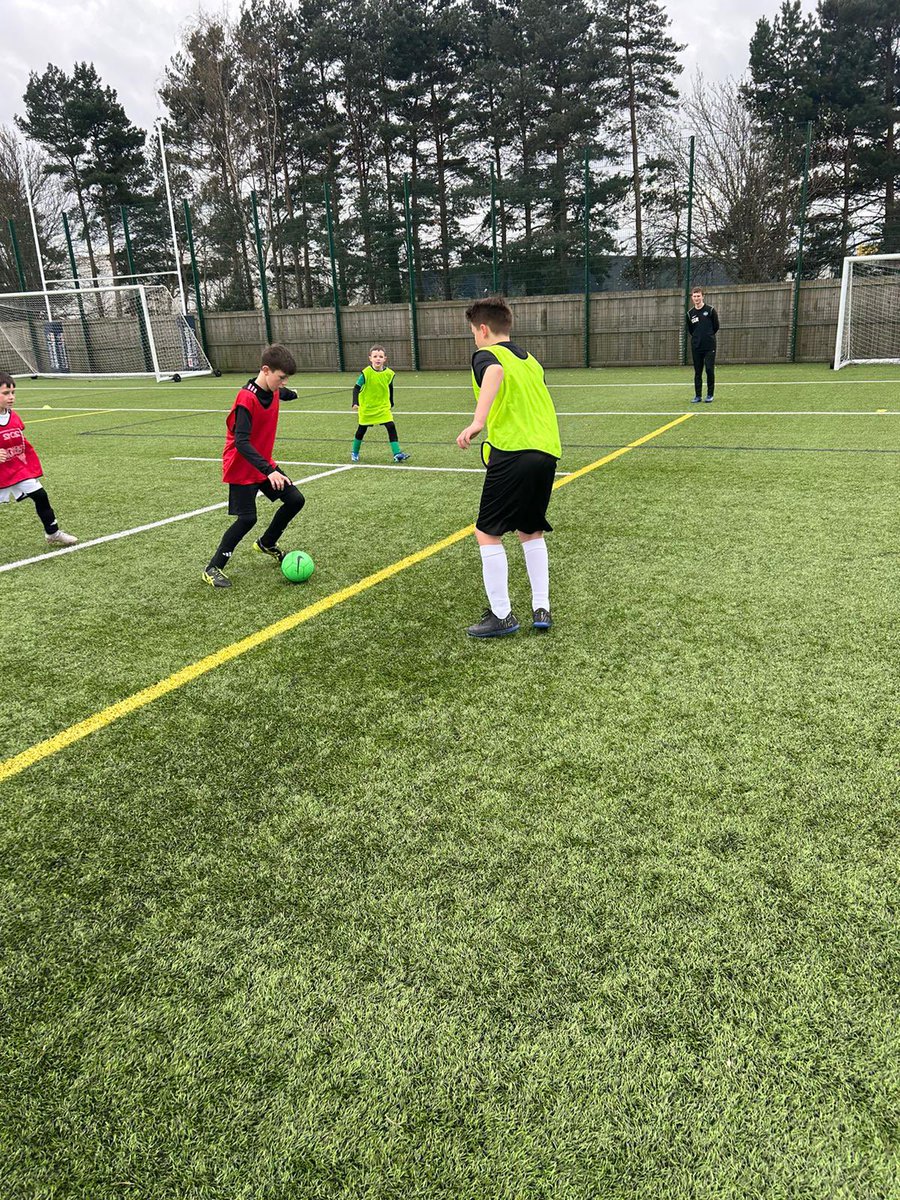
[833,253,900,370]
[0,284,211,382]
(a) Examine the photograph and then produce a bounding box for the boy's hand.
[456,421,483,450]
[352,403,359,410]
[279,387,298,402]
[267,469,292,490]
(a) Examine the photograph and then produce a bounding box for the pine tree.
[743,0,817,271]
[606,0,683,288]
[17,63,102,283]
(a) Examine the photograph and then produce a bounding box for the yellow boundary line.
[26,409,112,425]
[0,413,692,783]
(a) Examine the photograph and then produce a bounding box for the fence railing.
[202,280,842,373]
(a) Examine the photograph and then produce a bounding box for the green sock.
[390,440,401,455]
[352,438,363,454]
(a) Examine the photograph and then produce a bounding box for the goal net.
[833,253,900,369]
[0,284,212,381]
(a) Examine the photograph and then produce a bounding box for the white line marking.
[17,406,900,419]
[171,456,572,476]
[0,467,352,575]
[15,376,900,394]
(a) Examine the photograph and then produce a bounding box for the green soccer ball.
[281,550,315,583]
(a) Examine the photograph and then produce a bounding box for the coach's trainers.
[466,609,520,638]
[393,451,411,462]
[45,530,78,546]
[704,394,714,403]
[532,607,552,631]
[203,565,232,588]
[253,539,285,563]
[691,395,702,403]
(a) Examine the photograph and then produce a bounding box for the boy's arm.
[389,380,394,408]
[279,387,298,402]
[711,308,720,334]
[457,364,503,449]
[352,372,365,409]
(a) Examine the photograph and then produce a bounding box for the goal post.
[0,284,212,381]
[833,253,900,370]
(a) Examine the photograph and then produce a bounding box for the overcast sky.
[0,0,817,135]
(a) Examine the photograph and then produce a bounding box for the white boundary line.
[0,467,351,575]
[14,377,900,393]
[172,456,572,476]
[16,406,900,418]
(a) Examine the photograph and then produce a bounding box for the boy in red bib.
[0,373,78,547]
[203,344,303,588]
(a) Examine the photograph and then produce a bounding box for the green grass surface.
[2,363,899,1198]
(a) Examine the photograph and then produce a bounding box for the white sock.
[480,543,511,618]
[522,538,550,610]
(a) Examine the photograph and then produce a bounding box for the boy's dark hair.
[691,286,704,295]
[261,343,297,374]
[369,344,386,354]
[0,372,15,388]
[465,296,513,334]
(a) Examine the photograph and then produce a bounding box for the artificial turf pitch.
[1,363,899,1198]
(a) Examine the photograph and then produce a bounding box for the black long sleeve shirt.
[686,305,719,351]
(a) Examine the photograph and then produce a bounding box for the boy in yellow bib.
[456,297,561,637]
[351,345,410,462]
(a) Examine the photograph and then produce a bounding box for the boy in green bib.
[456,297,561,638]
[351,345,410,462]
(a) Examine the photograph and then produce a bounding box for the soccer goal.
[0,284,212,382]
[833,253,900,370]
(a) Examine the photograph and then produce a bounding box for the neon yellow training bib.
[357,366,395,425]
[471,343,561,459]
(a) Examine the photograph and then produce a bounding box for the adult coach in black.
[687,286,719,403]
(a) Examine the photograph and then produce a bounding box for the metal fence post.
[323,182,345,372]
[403,175,421,371]
[681,135,695,366]
[7,218,27,291]
[790,121,813,363]
[182,199,210,360]
[251,189,273,345]
[490,163,499,293]
[61,211,96,373]
[121,205,137,279]
[584,148,591,369]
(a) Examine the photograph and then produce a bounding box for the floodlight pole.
[157,123,188,316]
[789,121,813,363]
[19,143,51,320]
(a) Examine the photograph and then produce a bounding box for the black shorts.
[476,448,557,537]
[228,480,304,517]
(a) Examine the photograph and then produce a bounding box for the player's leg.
[352,424,368,462]
[704,350,716,401]
[516,451,555,630]
[518,531,551,630]
[255,483,305,559]
[384,421,410,462]
[26,485,78,546]
[204,485,258,586]
[691,347,703,402]
[466,450,524,637]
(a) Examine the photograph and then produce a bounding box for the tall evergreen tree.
[17,63,103,282]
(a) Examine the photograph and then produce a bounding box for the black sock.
[28,487,58,535]
[260,488,305,548]
[208,516,256,569]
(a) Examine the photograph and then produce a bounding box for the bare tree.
[673,76,792,283]
[0,128,64,291]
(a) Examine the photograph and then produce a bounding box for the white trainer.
[45,530,78,546]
